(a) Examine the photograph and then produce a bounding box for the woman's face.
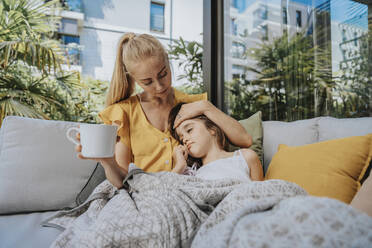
[175,119,216,158]
[128,56,172,98]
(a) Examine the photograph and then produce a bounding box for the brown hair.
[168,103,228,167]
[105,33,169,106]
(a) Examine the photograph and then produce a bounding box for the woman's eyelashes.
[142,71,167,86]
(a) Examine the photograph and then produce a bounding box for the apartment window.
[342,29,347,42]
[354,32,358,46]
[262,25,268,40]
[150,2,164,32]
[58,34,81,65]
[59,34,80,44]
[296,10,302,27]
[262,5,268,20]
[283,7,287,25]
[231,18,237,36]
[231,42,246,58]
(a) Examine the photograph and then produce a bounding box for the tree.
[0,0,90,126]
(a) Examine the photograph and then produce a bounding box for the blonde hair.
[105,33,169,106]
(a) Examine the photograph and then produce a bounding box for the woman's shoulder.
[102,95,138,112]
[174,88,207,103]
[98,96,138,124]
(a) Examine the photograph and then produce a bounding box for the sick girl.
[169,102,264,182]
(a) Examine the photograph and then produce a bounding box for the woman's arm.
[76,135,131,189]
[174,100,252,147]
[241,149,264,181]
[103,142,131,188]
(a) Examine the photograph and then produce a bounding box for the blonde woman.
[75,33,252,189]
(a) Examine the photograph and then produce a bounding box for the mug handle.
[66,126,80,145]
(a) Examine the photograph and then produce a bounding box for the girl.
[169,103,264,181]
[75,33,253,188]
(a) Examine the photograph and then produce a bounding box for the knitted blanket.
[42,165,372,247]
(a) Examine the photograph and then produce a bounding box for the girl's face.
[175,119,216,158]
[128,56,172,98]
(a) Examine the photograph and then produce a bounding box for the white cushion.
[262,118,319,173]
[318,116,372,141]
[0,116,99,214]
[0,211,61,248]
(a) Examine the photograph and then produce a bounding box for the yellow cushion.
[265,134,372,203]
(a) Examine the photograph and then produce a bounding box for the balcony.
[60,43,83,67]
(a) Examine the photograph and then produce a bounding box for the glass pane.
[224,0,371,121]
[150,2,165,32]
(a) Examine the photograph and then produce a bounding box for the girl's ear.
[209,128,216,136]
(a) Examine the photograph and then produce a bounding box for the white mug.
[66,124,118,158]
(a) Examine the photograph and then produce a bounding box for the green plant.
[168,37,204,93]
[0,0,90,126]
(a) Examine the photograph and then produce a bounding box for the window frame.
[150,1,165,33]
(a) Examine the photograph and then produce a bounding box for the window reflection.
[224,0,371,121]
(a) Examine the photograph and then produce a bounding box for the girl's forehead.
[176,119,201,134]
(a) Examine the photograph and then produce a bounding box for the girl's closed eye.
[143,80,152,86]
[187,128,193,133]
[159,70,167,78]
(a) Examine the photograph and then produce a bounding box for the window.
[222,0,370,121]
[283,7,288,25]
[231,42,246,58]
[59,34,80,44]
[354,32,358,46]
[231,18,237,36]
[58,34,81,65]
[150,2,164,32]
[261,25,268,40]
[342,29,347,42]
[296,10,302,27]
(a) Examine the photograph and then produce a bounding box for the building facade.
[56,0,203,86]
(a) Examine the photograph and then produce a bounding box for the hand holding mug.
[66,124,118,161]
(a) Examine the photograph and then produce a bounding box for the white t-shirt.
[194,150,251,182]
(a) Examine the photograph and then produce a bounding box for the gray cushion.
[76,163,106,205]
[0,116,106,214]
[318,116,372,141]
[0,211,61,248]
[262,118,319,173]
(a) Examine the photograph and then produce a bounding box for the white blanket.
[42,165,372,247]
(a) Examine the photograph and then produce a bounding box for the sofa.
[0,115,371,247]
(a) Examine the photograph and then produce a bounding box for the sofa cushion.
[0,211,61,248]
[228,111,263,163]
[262,118,318,173]
[265,134,372,203]
[318,116,372,141]
[0,116,106,214]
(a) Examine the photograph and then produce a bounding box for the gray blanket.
[43,165,372,247]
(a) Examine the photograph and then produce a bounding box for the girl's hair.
[106,33,169,106]
[168,102,228,167]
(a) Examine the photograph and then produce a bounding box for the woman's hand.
[173,100,212,128]
[172,145,188,174]
[75,130,129,189]
[174,100,252,148]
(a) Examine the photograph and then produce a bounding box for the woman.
[76,33,252,189]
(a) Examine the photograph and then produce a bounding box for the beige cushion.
[229,111,263,163]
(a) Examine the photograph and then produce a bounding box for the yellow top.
[98,88,207,172]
